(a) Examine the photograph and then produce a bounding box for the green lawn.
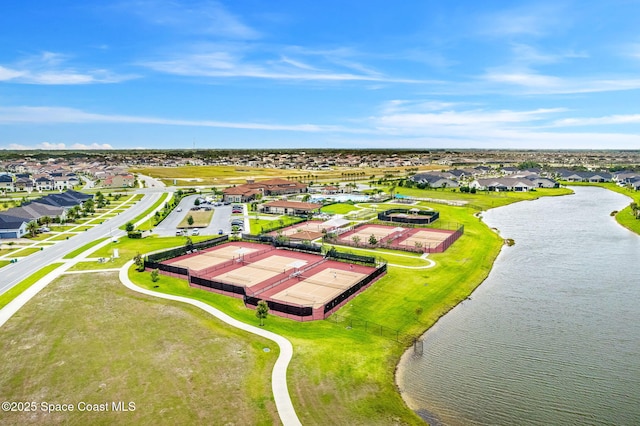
[70,235,213,271]
[178,209,214,228]
[0,263,63,309]
[63,237,109,259]
[119,192,171,231]
[0,248,17,256]
[249,215,303,234]
[0,260,10,269]
[384,185,573,210]
[49,233,75,241]
[11,247,42,257]
[0,272,279,425]
[320,203,360,214]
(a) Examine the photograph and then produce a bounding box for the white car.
[191,229,200,236]
[176,207,182,212]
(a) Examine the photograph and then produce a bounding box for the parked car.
[218,229,224,235]
[191,229,200,236]
[38,226,50,233]
[176,230,183,236]
[176,207,182,212]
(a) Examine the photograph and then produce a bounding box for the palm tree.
[27,221,39,237]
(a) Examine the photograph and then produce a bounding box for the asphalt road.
[0,190,164,295]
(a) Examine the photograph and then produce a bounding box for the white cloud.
[3,142,114,150]
[476,4,567,38]
[141,45,427,83]
[553,114,640,127]
[0,52,135,85]
[0,105,360,133]
[115,0,260,39]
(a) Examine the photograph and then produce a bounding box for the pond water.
[397,186,640,425]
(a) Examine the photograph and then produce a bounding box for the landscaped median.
[178,209,214,228]
[0,263,63,310]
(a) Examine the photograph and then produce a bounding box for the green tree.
[194,198,200,206]
[352,235,361,245]
[187,215,194,226]
[27,221,39,237]
[368,234,378,246]
[256,300,269,326]
[125,222,135,232]
[133,252,145,272]
[150,269,160,282]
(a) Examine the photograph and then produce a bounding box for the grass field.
[67,235,213,271]
[320,203,360,215]
[249,215,302,234]
[129,164,441,186]
[381,185,573,210]
[0,263,63,309]
[0,273,279,425]
[178,209,214,228]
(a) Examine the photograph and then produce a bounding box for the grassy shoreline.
[559,181,640,235]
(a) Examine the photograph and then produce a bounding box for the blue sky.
[2,0,640,150]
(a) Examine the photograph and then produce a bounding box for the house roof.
[476,178,534,187]
[263,200,322,210]
[0,214,28,229]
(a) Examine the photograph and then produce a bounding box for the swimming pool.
[310,194,371,203]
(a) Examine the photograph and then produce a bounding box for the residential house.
[34,175,54,191]
[14,177,34,192]
[470,178,535,192]
[259,200,322,216]
[103,174,135,188]
[0,214,28,239]
[0,174,14,192]
[410,173,459,189]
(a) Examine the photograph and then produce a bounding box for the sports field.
[337,223,460,253]
[161,241,383,320]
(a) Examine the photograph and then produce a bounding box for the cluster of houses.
[410,167,640,192]
[0,172,80,193]
[410,167,559,192]
[0,190,92,239]
[1,158,136,191]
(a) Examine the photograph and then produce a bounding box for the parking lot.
[155,195,237,237]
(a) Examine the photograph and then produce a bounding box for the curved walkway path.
[118,261,302,426]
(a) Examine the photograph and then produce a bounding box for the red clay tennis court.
[335,223,462,253]
[160,241,386,320]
